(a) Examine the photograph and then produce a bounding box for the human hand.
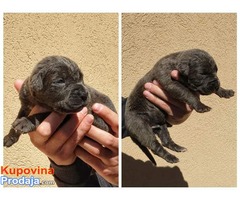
[75,103,119,186]
[143,70,194,125]
[14,80,90,166]
[15,80,118,185]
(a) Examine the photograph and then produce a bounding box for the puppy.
[125,49,234,165]
[4,56,116,147]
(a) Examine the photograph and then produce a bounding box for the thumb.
[170,70,180,81]
[14,79,24,93]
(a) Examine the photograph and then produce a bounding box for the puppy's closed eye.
[52,78,65,85]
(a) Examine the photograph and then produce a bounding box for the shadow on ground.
[122,153,188,187]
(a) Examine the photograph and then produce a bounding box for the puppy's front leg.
[4,128,22,147]
[4,112,50,147]
[215,87,234,98]
[3,116,38,147]
[163,81,211,113]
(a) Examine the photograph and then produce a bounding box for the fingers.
[29,105,51,115]
[28,111,66,146]
[62,112,93,152]
[85,125,118,153]
[143,89,175,116]
[76,107,119,185]
[143,76,194,125]
[92,103,118,136]
[143,80,192,113]
[46,108,89,152]
[78,124,118,174]
[75,146,118,185]
[79,137,114,165]
[14,79,24,92]
[143,86,192,124]
[78,120,118,164]
[28,107,95,166]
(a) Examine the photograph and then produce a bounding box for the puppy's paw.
[4,134,19,147]
[216,89,234,98]
[12,117,35,133]
[164,142,187,152]
[164,154,179,163]
[194,103,211,113]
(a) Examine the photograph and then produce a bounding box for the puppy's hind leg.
[150,138,179,163]
[131,136,157,166]
[155,124,187,152]
[128,120,179,164]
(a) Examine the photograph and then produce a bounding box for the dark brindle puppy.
[4,56,116,147]
[125,49,234,165]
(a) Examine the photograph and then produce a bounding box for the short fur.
[125,49,234,165]
[4,56,116,147]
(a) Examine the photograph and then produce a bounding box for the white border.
[0,0,239,13]
[0,10,3,185]
[0,0,239,198]
[118,13,122,188]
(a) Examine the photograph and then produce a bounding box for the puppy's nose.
[72,89,88,101]
[80,91,88,101]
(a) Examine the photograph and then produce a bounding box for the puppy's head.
[178,49,220,95]
[28,56,89,113]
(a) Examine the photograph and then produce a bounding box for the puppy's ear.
[178,63,189,76]
[29,71,44,92]
[78,70,84,81]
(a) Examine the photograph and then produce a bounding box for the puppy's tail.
[131,137,157,166]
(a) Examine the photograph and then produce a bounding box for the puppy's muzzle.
[65,84,89,112]
[70,87,88,103]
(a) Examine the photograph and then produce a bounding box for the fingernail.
[144,82,152,90]
[153,80,158,85]
[86,114,94,124]
[92,103,102,113]
[143,90,150,99]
